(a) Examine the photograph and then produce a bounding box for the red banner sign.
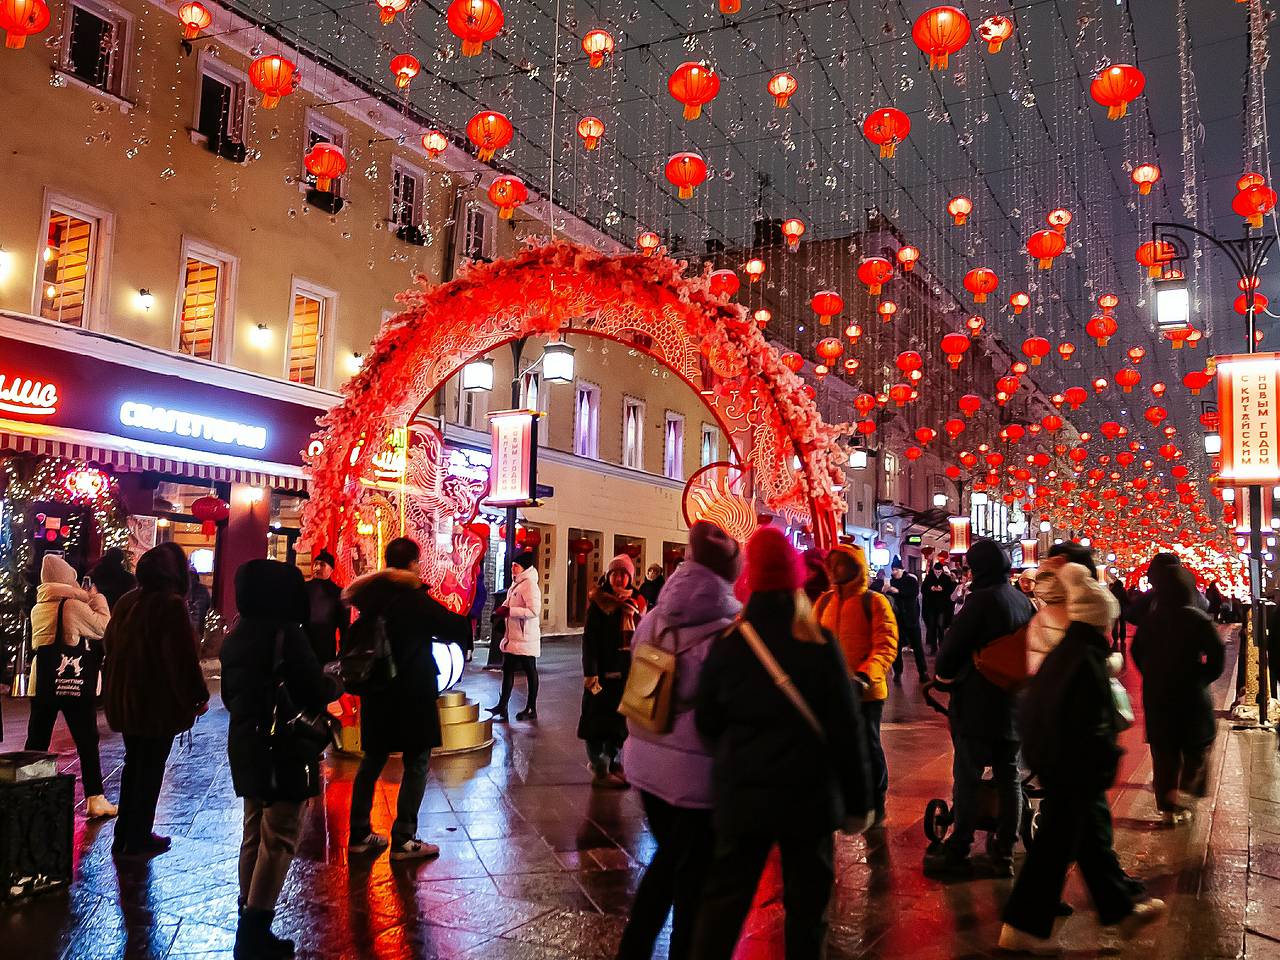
[1217,352,1280,486]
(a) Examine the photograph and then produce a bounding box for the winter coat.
[1026,556,1069,675]
[29,555,111,688]
[88,550,136,611]
[103,546,208,739]
[1131,571,1225,750]
[502,566,542,657]
[638,574,665,610]
[622,561,741,808]
[578,581,646,743]
[695,595,872,836]
[814,545,898,702]
[886,571,921,623]
[343,568,470,755]
[936,541,1036,742]
[221,560,342,801]
[1019,620,1124,790]
[922,570,957,619]
[303,576,347,664]
[1108,580,1130,621]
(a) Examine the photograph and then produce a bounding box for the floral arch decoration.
[302,240,847,591]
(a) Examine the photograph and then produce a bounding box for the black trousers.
[616,792,714,960]
[923,609,947,652]
[893,618,928,679]
[25,697,105,796]
[495,654,539,711]
[1002,787,1139,939]
[691,829,834,960]
[1150,743,1209,811]
[116,735,174,848]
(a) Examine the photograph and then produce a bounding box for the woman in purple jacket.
[616,522,742,960]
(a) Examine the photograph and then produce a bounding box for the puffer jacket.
[622,560,741,809]
[503,565,542,656]
[1026,555,1069,674]
[814,544,898,701]
[29,554,111,689]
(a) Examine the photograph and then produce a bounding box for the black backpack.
[334,612,397,695]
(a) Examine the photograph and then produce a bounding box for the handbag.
[33,600,103,705]
[1109,677,1135,730]
[618,616,678,733]
[269,630,341,759]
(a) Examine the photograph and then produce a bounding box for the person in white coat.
[491,551,541,721]
[25,553,116,818]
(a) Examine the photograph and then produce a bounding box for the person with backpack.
[24,553,115,819]
[927,538,1035,878]
[221,559,342,959]
[1001,563,1165,952]
[1131,566,1225,825]
[691,526,871,960]
[491,551,541,721]
[815,544,898,825]
[343,537,470,860]
[615,522,742,960]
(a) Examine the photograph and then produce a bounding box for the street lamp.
[541,340,576,384]
[461,357,495,392]
[849,449,868,469]
[1152,273,1190,332]
[971,491,989,506]
[1204,433,1222,455]
[932,492,948,507]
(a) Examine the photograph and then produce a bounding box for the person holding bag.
[692,526,872,960]
[24,553,114,819]
[490,551,541,721]
[616,522,742,960]
[222,559,342,960]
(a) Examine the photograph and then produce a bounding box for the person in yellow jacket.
[815,544,899,824]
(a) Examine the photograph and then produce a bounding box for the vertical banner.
[949,516,971,554]
[1020,538,1040,565]
[1217,353,1280,485]
[486,409,542,507]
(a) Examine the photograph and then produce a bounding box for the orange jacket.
[815,544,899,701]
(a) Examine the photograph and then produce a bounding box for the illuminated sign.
[486,409,541,508]
[949,516,972,553]
[1217,353,1280,485]
[0,371,59,417]
[119,401,268,450]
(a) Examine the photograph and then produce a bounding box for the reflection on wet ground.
[2,630,1277,958]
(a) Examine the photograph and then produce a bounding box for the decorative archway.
[302,240,847,586]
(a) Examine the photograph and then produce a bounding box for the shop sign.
[1217,352,1280,485]
[119,401,268,451]
[486,409,541,508]
[0,370,59,417]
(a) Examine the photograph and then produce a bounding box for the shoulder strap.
[862,591,874,621]
[55,598,68,646]
[814,593,831,622]
[738,620,825,741]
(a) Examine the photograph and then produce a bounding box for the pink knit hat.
[743,526,803,593]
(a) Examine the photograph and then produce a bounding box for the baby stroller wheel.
[924,798,953,846]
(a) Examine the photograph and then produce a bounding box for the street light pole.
[1152,221,1277,725]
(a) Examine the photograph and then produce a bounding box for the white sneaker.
[389,839,440,861]
[348,833,390,854]
[86,795,118,819]
[1117,898,1166,939]
[998,923,1061,955]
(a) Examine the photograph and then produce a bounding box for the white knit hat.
[1060,562,1119,630]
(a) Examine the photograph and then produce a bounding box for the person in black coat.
[89,547,136,611]
[303,549,347,665]
[1108,575,1130,652]
[921,561,956,654]
[886,558,926,681]
[1001,563,1164,953]
[343,537,470,860]
[929,539,1035,877]
[221,559,341,960]
[692,527,871,960]
[1131,567,1225,824]
[1205,581,1224,622]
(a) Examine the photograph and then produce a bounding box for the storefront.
[0,313,333,655]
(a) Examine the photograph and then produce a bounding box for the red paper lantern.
[810,290,845,325]
[637,231,660,256]
[863,107,910,158]
[1235,293,1269,315]
[1115,368,1141,393]
[1022,337,1050,366]
[963,267,998,303]
[421,129,448,159]
[1063,386,1088,410]
[896,245,920,271]
[447,0,503,57]
[669,61,720,120]
[857,257,894,295]
[816,338,844,363]
[177,1,211,39]
[1097,293,1119,314]
[390,53,421,88]
[781,218,805,250]
[377,0,409,24]
[856,420,877,436]
[905,446,924,462]
[467,111,513,162]
[743,258,766,282]
[940,332,970,368]
[1047,208,1073,233]
[888,383,914,407]
[488,175,528,219]
[1086,314,1117,346]
[581,29,614,68]
[895,351,923,375]
[249,55,299,110]
[966,315,985,337]
[978,15,1012,53]
[1009,291,1030,314]
[1057,342,1075,362]
[853,393,877,417]
[1144,406,1167,426]
[780,352,804,374]
[947,195,973,226]
[191,495,230,536]
[768,72,797,108]
[877,300,898,323]
[958,394,982,417]
[1093,377,1109,394]
[1135,240,1176,277]
[577,116,605,150]
[754,308,771,327]
[304,142,346,192]
[708,269,740,298]
[1131,163,1160,195]
[0,0,48,47]
[719,0,740,13]
[665,152,707,199]
[1232,180,1277,228]
[1041,414,1063,432]
[1027,229,1066,269]
[1090,63,1145,120]
[912,5,971,70]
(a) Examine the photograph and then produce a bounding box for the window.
[40,206,100,327]
[574,383,600,459]
[663,413,685,480]
[287,281,335,386]
[177,257,219,359]
[623,398,645,470]
[391,159,424,228]
[62,0,131,97]
[303,113,347,195]
[462,204,492,261]
[700,423,720,467]
[194,56,245,145]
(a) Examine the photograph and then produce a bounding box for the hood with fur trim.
[343,567,424,615]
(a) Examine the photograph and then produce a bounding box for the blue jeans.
[861,699,888,815]
[349,747,432,845]
[947,736,1021,858]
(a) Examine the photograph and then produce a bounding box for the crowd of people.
[16,524,1233,959]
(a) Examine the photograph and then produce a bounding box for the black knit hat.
[512,551,536,570]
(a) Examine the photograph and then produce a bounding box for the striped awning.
[0,431,310,492]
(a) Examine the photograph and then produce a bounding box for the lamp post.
[1152,221,1276,724]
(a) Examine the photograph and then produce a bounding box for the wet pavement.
[2,627,1278,959]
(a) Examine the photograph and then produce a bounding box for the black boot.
[234,908,295,959]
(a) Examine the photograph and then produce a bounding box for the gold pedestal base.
[336,691,493,757]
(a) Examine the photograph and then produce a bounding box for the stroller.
[921,680,1043,855]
